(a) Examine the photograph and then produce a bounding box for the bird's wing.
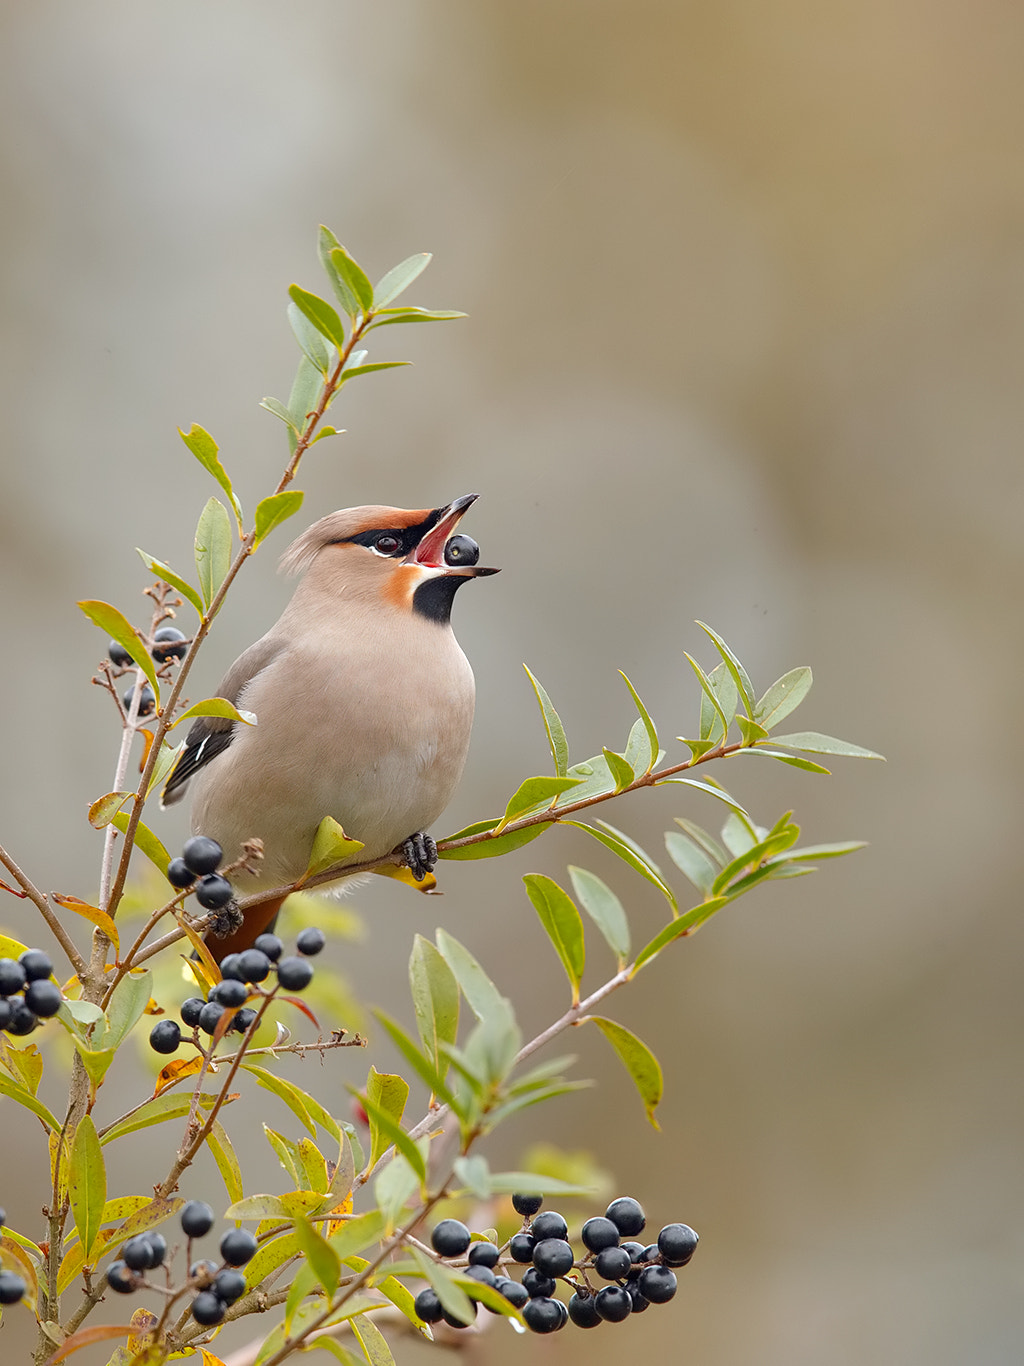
[161,635,287,806]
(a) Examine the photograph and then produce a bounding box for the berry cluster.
[110,627,189,718]
[105,1199,255,1326]
[414,1193,698,1334]
[0,949,61,1037]
[0,1208,27,1305]
[166,836,235,914]
[149,920,325,1055]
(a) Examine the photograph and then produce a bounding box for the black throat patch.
[412,575,470,624]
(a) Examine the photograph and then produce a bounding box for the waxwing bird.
[162,494,498,959]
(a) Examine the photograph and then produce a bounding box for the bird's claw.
[207,899,245,940]
[401,833,438,883]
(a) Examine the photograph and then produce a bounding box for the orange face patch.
[380,562,423,611]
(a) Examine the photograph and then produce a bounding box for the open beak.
[411,494,500,576]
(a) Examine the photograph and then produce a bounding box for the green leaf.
[304,816,365,881]
[109,813,170,874]
[263,1126,304,1187]
[206,1121,243,1206]
[0,1074,59,1131]
[78,600,160,702]
[522,874,585,1004]
[319,1127,356,1213]
[135,550,204,616]
[742,747,832,774]
[350,1313,396,1366]
[674,817,727,865]
[696,621,756,718]
[656,775,752,819]
[329,247,374,315]
[685,653,731,744]
[409,937,459,1081]
[146,739,182,798]
[678,736,719,760]
[101,1092,225,1145]
[624,716,663,775]
[632,896,733,969]
[410,1247,475,1326]
[100,969,152,1050]
[296,1137,328,1195]
[712,827,802,896]
[170,697,257,730]
[567,865,630,963]
[69,1117,106,1258]
[373,253,432,309]
[244,1230,299,1290]
[254,490,305,549]
[179,424,244,532]
[619,672,659,774]
[782,840,868,861]
[435,930,512,1026]
[523,666,569,777]
[587,1017,663,1128]
[318,226,358,314]
[755,666,813,730]
[225,1192,325,1220]
[564,821,678,914]
[363,1067,412,1173]
[452,1154,492,1200]
[374,1151,420,1232]
[495,774,583,833]
[240,1066,317,1137]
[339,362,410,383]
[602,748,635,794]
[287,354,324,445]
[0,1037,43,1095]
[721,810,759,856]
[377,1275,426,1335]
[438,818,553,860]
[366,306,467,329]
[194,497,232,610]
[736,715,769,745]
[287,300,331,373]
[292,1217,341,1297]
[553,753,616,807]
[287,284,346,349]
[664,830,717,893]
[371,1011,460,1117]
[87,792,133,829]
[259,396,299,431]
[768,731,885,760]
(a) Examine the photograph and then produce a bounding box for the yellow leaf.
[52,895,119,953]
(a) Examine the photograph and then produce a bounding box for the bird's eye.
[372,535,401,556]
[444,534,480,567]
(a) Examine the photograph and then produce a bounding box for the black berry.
[20,949,53,981]
[568,1291,602,1327]
[605,1197,645,1238]
[219,954,245,982]
[522,1297,564,1333]
[195,875,233,910]
[468,1241,500,1268]
[0,959,26,995]
[122,1236,155,1271]
[0,1270,25,1304]
[511,1193,543,1217]
[232,1008,258,1033]
[414,1287,443,1323]
[522,1266,557,1298]
[190,1258,219,1284]
[252,933,283,962]
[105,1261,136,1294]
[123,683,155,718]
[621,1240,646,1263]
[627,1281,650,1312]
[149,1020,182,1054]
[275,956,313,992]
[532,1238,574,1277]
[595,1245,633,1280]
[219,1228,258,1266]
[581,1216,620,1253]
[530,1210,568,1242]
[0,1001,10,1031]
[430,1218,470,1257]
[295,927,326,956]
[595,1284,632,1322]
[198,1001,226,1035]
[151,626,188,662]
[0,1208,6,1225]
[212,1269,246,1304]
[464,1263,496,1287]
[444,534,480,567]
[509,1232,535,1263]
[210,979,248,1008]
[25,980,62,1018]
[180,997,205,1028]
[237,949,272,984]
[191,1290,225,1325]
[182,836,223,876]
[657,1222,699,1266]
[167,858,195,889]
[441,1304,474,1329]
[495,1277,529,1308]
[146,1234,167,1268]
[638,1264,677,1303]
[180,1201,215,1238]
[108,639,134,668]
[6,1002,36,1035]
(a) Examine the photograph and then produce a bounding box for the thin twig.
[0,844,86,976]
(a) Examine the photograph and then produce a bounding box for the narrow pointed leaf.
[523,666,569,777]
[78,600,160,700]
[768,731,884,759]
[170,697,257,729]
[100,1093,226,1145]
[0,1074,59,1131]
[712,827,802,896]
[495,774,583,833]
[373,253,431,308]
[180,424,243,531]
[52,894,119,951]
[678,736,719,760]
[318,225,359,315]
[296,1137,328,1195]
[371,1010,460,1114]
[722,810,760,855]
[287,284,346,349]
[287,354,323,444]
[737,715,769,745]
[602,749,635,793]
[743,748,832,774]
[351,1313,396,1366]
[410,1247,475,1325]
[696,621,756,717]
[656,776,752,819]
[357,1087,425,1183]
[674,817,726,864]
[204,1121,243,1205]
[780,840,868,861]
[254,490,305,549]
[287,300,331,372]
[438,817,553,859]
[619,672,659,773]
[435,930,511,1025]
[755,667,813,729]
[522,874,585,1003]
[329,247,373,314]
[364,1067,411,1171]
[259,396,299,431]
[624,716,663,774]
[135,550,204,615]
[564,821,678,913]
[409,937,459,1078]
[292,1217,341,1297]
[69,1117,105,1257]
[686,653,730,743]
[240,1066,317,1137]
[224,1193,324,1220]
[194,497,232,609]
[44,1325,138,1363]
[567,865,630,962]
[263,1126,304,1187]
[109,812,170,875]
[366,306,467,329]
[632,895,733,969]
[304,816,365,880]
[587,1017,663,1128]
[664,830,718,893]
[339,362,410,382]
[146,739,182,797]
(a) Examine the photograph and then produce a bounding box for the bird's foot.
[400,832,438,883]
[206,899,245,941]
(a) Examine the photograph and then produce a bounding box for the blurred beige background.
[1,1,1022,1362]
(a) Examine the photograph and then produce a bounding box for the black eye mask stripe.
[333,508,443,558]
